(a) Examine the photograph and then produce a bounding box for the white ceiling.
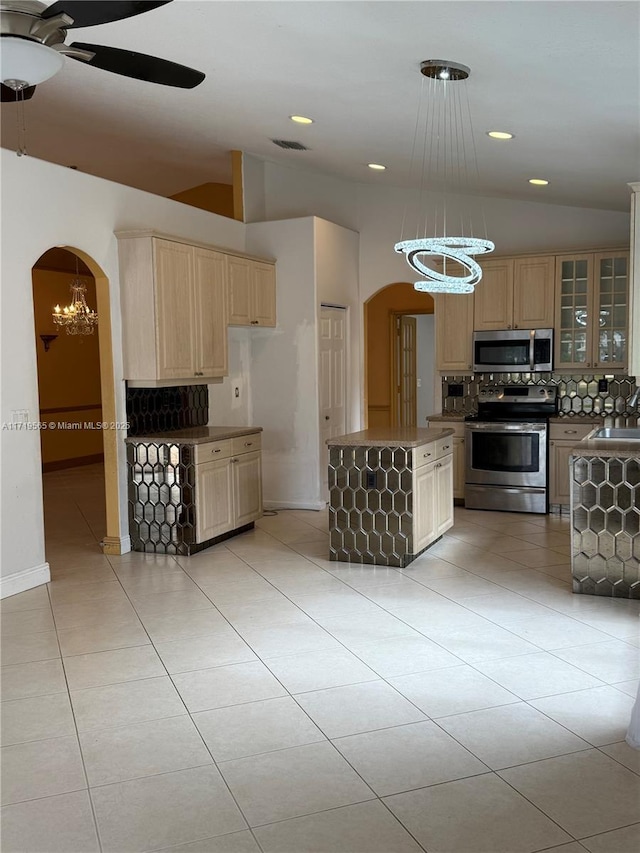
[2,0,639,210]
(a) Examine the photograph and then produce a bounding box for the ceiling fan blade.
[1,84,36,102]
[42,1,172,29]
[69,43,205,88]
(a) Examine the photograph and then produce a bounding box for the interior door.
[319,306,347,499]
[396,315,417,427]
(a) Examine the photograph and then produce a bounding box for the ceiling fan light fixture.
[0,36,64,87]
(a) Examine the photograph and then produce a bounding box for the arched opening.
[31,246,122,571]
[364,282,435,428]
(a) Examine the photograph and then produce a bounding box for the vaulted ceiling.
[2,0,638,211]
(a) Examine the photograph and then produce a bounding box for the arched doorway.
[364,282,435,428]
[31,246,121,562]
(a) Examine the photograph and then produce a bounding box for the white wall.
[0,150,246,596]
[245,217,322,509]
[207,327,253,426]
[260,160,631,306]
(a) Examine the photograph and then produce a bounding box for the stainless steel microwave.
[473,328,553,373]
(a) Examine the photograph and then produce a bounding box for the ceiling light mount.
[420,59,470,81]
[394,59,494,293]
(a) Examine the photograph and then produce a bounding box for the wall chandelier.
[395,59,494,294]
[52,259,98,335]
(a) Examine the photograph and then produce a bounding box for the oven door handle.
[529,329,535,372]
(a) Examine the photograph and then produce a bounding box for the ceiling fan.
[0,0,205,102]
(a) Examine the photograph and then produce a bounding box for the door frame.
[388,309,433,428]
[319,303,349,502]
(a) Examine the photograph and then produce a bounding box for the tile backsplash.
[442,373,638,418]
[126,385,209,436]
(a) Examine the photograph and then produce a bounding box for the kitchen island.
[570,430,640,598]
[327,427,454,567]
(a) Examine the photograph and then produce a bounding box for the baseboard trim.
[102,535,131,556]
[263,500,326,512]
[0,563,50,599]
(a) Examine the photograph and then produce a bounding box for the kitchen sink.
[591,427,640,440]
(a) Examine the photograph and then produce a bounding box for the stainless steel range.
[464,384,558,514]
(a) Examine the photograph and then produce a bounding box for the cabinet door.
[251,263,277,327]
[452,437,466,500]
[413,461,436,553]
[593,252,629,371]
[513,256,555,329]
[473,259,514,330]
[555,255,593,369]
[227,256,252,325]
[195,458,234,543]
[435,454,454,536]
[232,451,263,527]
[434,293,475,372]
[193,247,228,378]
[154,239,196,379]
[549,440,574,505]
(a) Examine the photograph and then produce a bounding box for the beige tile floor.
[1,463,639,852]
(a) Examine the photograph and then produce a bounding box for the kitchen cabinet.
[413,435,454,551]
[227,256,277,327]
[474,256,555,331]
[428,420,466,500]
[555,251,629,371]
[118,235,228,385]
[548,421,598,506]
[434,292,475,372]
[195,433,262,544]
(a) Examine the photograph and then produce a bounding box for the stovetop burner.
[473,383,558,423]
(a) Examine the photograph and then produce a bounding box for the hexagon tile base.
[571,454,640,598]
[328,445,433,567]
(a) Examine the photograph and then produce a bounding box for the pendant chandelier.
[52,259,98,335]
[394,60,494,294]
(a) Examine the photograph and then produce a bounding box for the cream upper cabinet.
[118,234,228,384]
[513,256,556,329]
[555,251,629,371]
[473,259,514,330]
[474,256,555,331]
[435,292,475,372]
[228,257,277,327]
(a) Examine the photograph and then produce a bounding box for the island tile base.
[571,454,640,598]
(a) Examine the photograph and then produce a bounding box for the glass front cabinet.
[555,251,629,371]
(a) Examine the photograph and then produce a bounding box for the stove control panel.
[478,385,558,405]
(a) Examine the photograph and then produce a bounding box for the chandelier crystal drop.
[52,278,98,336]
[394,59,494,294]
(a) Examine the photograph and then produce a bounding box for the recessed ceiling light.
[529,178,549,186]
[368,163,386,171]
[289,115,313,124]
[487,131,514,140]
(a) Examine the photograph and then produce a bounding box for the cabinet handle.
[244,442,253,447]
[251,320,259,325]
[514,324,518,329]
[423,452,431,458]
[564,430,577,435]
[436,462,441,468]
[442,445,450,450]
[230,458,238,463]
[213,448,221,453]
[468,365,472,369]
[550,441,554,446]
[586,363,591,368]
[507,324,512,330]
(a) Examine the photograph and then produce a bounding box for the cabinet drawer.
[549,423,599,441]
[435,435,454,460]
[413,443,437,470]
[231,433,261,456]
[194,440,232,465]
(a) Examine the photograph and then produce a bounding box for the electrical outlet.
[417,378,422,388]
[365,470,376,489]
[234,387,240,398]
[598,379,609,393]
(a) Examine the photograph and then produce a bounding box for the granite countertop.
[125,426,262,445]
[571,427,640,459]
[327,427,454,448]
